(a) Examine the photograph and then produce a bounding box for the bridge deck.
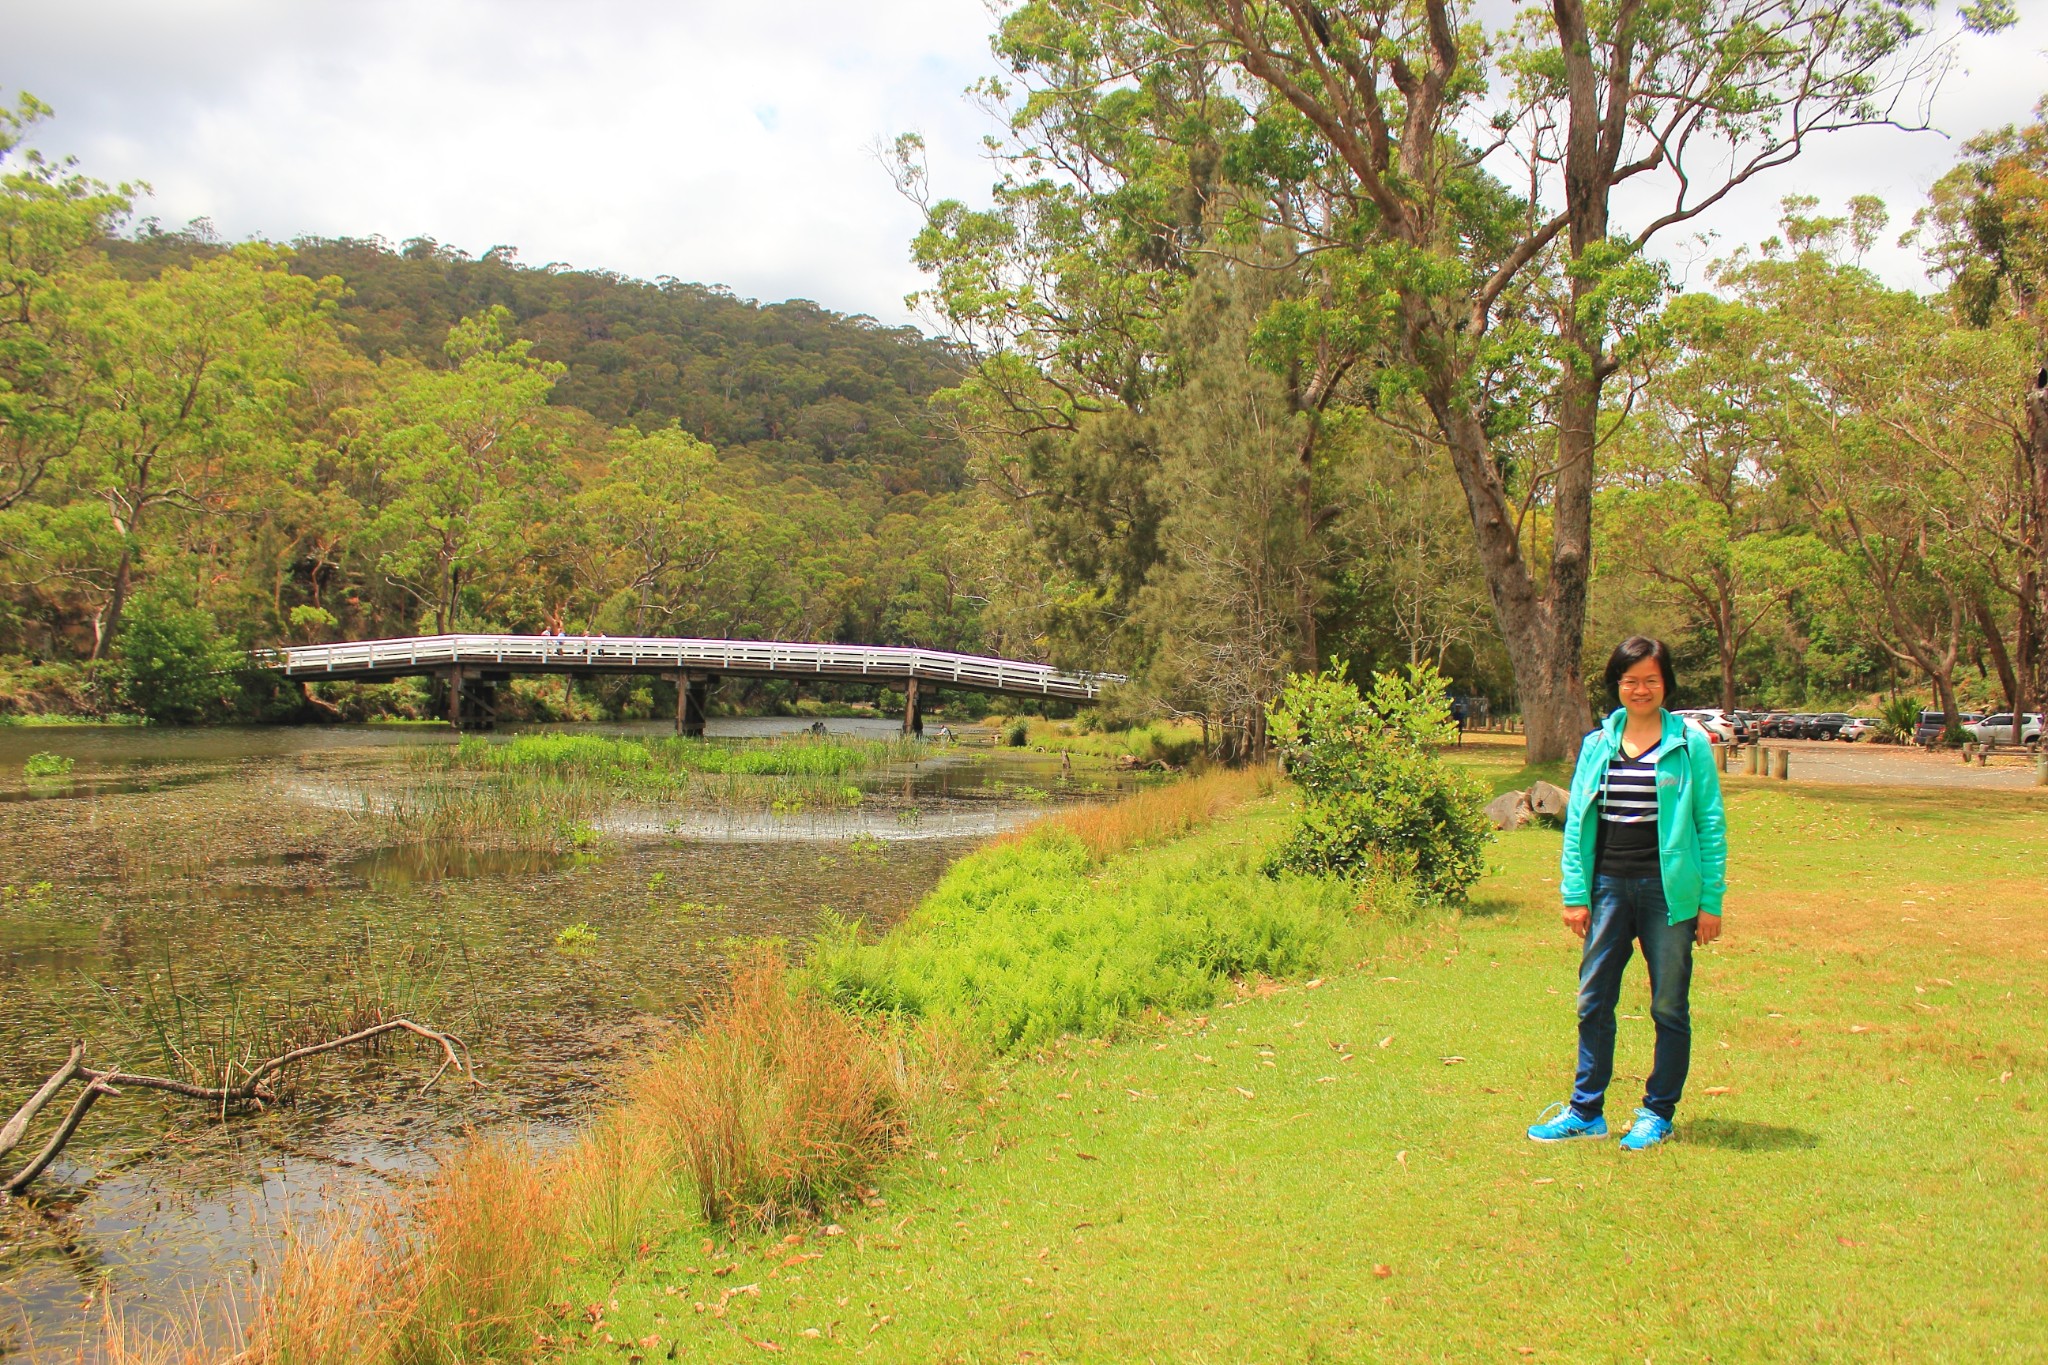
[257,634,1120,701]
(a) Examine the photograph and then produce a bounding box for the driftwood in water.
[0,1019,476,1196]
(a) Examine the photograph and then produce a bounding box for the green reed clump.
[368,770,611,849]
[807,801,1409,1053]
[426,732,923,785]
[92,937,468,1098]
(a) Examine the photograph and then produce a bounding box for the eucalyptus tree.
[61,247,338,658]
[1723,211,2010,728]
[913,0,2002,757]
[1601,291,1824,713]
[356,307,568,635]
[1915,97,2048,718]
[0,93,133,516]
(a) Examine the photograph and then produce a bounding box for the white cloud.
[4,0,2044,324]
[3,0,1001,323]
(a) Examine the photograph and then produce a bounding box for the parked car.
[1803,712,1852,740]
[1675,709,1737,744]
[1838,716,1881,742]
[1914,710,1984,745]
[1754,712,1797,739]
[1775,713,1816,739]
[1726,711,1758,743]
[1966,712,2043,747]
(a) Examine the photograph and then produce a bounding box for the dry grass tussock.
[1015,765,1276,859]
[236,1134,559,1365]
[89,953,930,1363]
[630,948,913,1228]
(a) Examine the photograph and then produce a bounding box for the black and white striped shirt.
[1596,739,1662,876]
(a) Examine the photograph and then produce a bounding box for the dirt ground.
[1731,738,2044,790]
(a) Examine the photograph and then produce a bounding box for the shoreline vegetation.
[98,766,1378,1363]
[61,743,2048,1360]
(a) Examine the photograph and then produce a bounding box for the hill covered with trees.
[0,97,995,720]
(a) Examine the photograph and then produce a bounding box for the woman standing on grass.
[1527,636,1728,1152]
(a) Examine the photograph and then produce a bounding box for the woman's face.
[1617,656,1665,718]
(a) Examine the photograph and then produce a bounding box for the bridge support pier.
[445,665,464,730]
[677,673,709,738]
[902,676,922,738]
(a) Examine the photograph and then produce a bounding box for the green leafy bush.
[23,751,73,778]
[1004,718,1030,747]
[111,595,244,724]
[1265,663,1493,902]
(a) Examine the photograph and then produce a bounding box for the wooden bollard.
[1746,745,1761,776]
[1771,747,1790,780]
[2036,753,2048,787]
[1962,742,1975,765]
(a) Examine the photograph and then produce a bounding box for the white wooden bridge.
[255,634,1122,733]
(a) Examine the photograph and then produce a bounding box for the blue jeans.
[1571,873,1694,1122]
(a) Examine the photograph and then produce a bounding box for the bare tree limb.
[1,1020,478,1197]
[0,1041,85,1163]
[3,1080,115,1196]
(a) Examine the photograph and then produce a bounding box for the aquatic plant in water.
[23,751,73,779]
[555,922,599,952]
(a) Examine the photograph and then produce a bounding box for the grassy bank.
[554,768,2047,1361]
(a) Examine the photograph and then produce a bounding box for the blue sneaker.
[1526,1101,1608,1143]
[1618,1108,1674,1151]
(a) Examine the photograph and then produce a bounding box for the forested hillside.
[0,101,995,720]
[109,229,968,494]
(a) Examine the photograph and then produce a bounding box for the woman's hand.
[1695,912,1722,946]
[1562,904,1590,940]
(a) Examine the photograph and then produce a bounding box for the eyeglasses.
[1617,678,1664,693]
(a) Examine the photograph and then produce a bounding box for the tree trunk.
[1972,592,2020,718]
[1429,397,1593,763]
[2026,365,2048,738]
[90,544,136,663]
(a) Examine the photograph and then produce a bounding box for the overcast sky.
[3,1,2045,328]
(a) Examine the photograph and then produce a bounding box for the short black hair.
[1604,635,1677,703]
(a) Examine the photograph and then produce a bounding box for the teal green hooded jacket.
[1559,707,1729,923]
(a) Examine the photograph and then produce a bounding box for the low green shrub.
[807,810,1394,1052]
[1265,663,1492,902]
[1004,718,1030,747]
[23,751,73,779]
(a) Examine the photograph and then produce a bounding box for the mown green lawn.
[563,765,2047,1363]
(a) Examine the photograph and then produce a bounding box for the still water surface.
[0,720,1116,1355]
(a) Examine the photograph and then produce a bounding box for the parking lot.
[1735,738,2043,790]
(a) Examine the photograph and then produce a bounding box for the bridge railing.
[253,634,1124,701]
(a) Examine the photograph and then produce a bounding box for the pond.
[0,719,1129,1357]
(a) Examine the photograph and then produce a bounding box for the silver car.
[1966,712,2043,747]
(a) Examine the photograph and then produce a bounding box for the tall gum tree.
[927,0,2001,758]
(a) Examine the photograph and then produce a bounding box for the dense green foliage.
[109,593,245,724]
[7,35,2048,740]
[1266,666,1493,902]
[0,98,990,722]
[21,750,70,778]
[808,811,1381,1052]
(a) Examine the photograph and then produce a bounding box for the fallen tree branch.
[1,1019,478,1197]
[0,1041,84,1164]
[4,1079,116,1196]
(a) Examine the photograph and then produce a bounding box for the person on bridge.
[1527,635,1728,1153]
